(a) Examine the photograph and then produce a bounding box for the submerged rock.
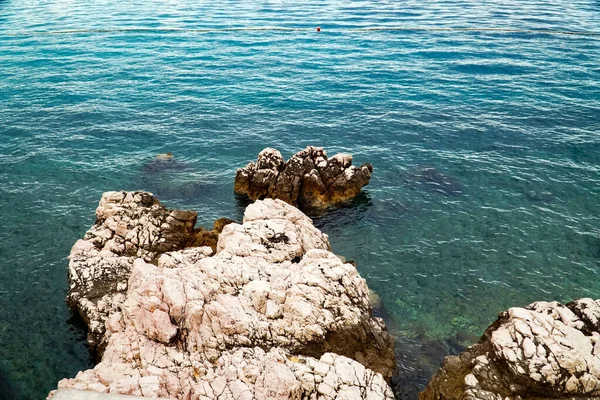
[523,189,555,203]
[56,191,396,398]
[404,167,461,197]
[155,152,173,160]
[142,154,188,176]
[420,298,600,400]
[234,146,373,210]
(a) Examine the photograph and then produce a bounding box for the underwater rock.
[523,189,555,203]
[420,298,600,400]
[155,152,173,160]
[142,154,188,176]
[404,167,461,197]
[56,192,396,398]
[234,146,373,210]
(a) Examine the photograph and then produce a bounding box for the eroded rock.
[234,146,373,210]
[57,192,395,398]
[56,347,394,400]
[67,191,198,350]
[420,298,600,400]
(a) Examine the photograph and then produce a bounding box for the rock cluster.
[55,191,395,399]
[234,147,373,210]
[420,298,600,400]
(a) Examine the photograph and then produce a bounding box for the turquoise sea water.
[1,0,600,398]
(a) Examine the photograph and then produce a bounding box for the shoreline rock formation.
[420,298,600,400]
[234,146,373,210]
[55,191,395,399]
[66,191,199,352]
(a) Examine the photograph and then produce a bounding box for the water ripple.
[1,0,600,399]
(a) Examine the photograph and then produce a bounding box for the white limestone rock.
[58,347,394,399]
[420,298,600,400]
[66,191,197,349]
[57,192,396,399]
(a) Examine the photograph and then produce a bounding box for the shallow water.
[1,0,600,398]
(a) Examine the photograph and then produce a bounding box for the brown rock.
[184,218,237,252]
[234,146,373,210]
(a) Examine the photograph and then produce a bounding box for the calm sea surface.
[1,0,599,398]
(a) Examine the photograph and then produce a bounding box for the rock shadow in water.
[403,167,462,197]
[310,191,373,230]
[391,331,477,400]
[0,359,20,400]
[66,312,98,363]
[522,189,555,203]
[138,157,230,206]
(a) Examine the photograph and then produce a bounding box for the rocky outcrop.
[66,191,198,351]
[420,298,600,400]
[234,146,373,210]
[56,192,395,399]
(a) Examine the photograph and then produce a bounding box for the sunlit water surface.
[1,0,599,398]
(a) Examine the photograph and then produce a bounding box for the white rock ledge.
[51,389,158,400]
[55,191,395,399]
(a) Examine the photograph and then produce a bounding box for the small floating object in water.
[316,26,321,32]
[156,152,173,160]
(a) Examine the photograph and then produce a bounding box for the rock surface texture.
[66,191,198,351]
[420,298,600,400]
[234,147,373,210]
[57,191,395,399]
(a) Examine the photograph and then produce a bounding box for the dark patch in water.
[419,334,471,365]
[147,181,224,203]
[137,158,230,208]
[523,189,555,203]
[234,192,254,219]
[391,331,478,400]
[0,359,20,400]
[584,235,600,259]
[142,158,190,175]
[67,312,98,363]
[137,158,205,201]
[404,167,462,197]
[310,191,373,229]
